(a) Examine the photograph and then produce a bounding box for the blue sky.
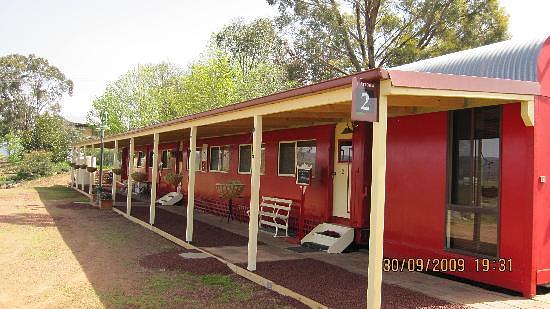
[0,0,548,123]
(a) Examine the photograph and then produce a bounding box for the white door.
[332,123,352,218]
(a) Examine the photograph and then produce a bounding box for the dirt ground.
[0,174,301,308]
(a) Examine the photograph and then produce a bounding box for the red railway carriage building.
[74,36,550,302]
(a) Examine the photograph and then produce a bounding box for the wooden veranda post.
[70,147,75,187]
[150,133,159,225]
[247,115,262,271]
[81,146,86,192]
[127,138,134,216]
[366,81,389,309]
[186,126,197,242]
[89,144,95,196]
[112,140,118,203]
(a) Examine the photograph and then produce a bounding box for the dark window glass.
[135,151,145,167]
[447,106,500,257]
[210,147,220,171]
[148,152,153,168]
[339,140,353,162]
[161,150,169,169]
[239,145,266,174]
[239,145,252,173]
[279,142,296,175]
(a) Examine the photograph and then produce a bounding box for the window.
[210,146,230,172]
[148,151,154,168]
[185,148,202,171]
[238,144,265,174]
[161,150,171,169]
[338,140,353,162]
[447,106,500,257]
[278,140,316,176]
[135,151,145,167]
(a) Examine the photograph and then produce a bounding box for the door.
[332,123,352,218]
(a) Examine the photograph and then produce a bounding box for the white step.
[300,223,354,253]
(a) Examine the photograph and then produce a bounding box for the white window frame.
[277,139,316,177]
[209,145,230,173]
[238,144,265,175]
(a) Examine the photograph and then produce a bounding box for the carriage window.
[447,106,500,257]
[238,144,265,174]
[210,146,229,172]
[148,151,153,168]
[135,151,145,167]
[278,140,316,176]
[161,150,171,169]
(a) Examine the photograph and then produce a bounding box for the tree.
[267,0,509,82]
[0,54,73,136]
[21,113,82,162]
[86,63,183,133]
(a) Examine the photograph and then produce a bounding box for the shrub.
[15,151,57,181]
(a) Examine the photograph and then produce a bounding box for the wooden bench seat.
[259,196,293,237]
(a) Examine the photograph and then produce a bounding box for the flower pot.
[100,199,113,209]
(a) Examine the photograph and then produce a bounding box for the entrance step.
[300,223,354,253]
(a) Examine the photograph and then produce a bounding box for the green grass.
[34,185,87,201]
[100,273,253,308]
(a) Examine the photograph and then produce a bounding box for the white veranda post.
[81,146,86,191]
[70,147,75,187]
[89,144,95,196]
[247,115,262,271]
[127,138,134,216]
[186,126,197,242]
[150,133,159,225]
[112,140,118,203]
[366,82,389,309]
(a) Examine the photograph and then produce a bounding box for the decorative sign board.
[296,165,312,186]
[351,77,379,122]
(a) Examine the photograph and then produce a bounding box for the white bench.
[259,196,293,237]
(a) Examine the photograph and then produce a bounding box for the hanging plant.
[86,166,97,173]
[112,168,122,175]
[70,162,77,168]
[80,164,88,170]
[130,171,147,182]
[165,171,183,187]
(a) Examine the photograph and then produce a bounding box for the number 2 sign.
[351,77,379,122]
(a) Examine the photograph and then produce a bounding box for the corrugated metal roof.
[393,37,548,82]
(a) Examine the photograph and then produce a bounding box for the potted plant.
[165,171,183,187]
[130,171,147,182]
[216,180,245,222]
[86,166,97,173]
[99,192,113,209]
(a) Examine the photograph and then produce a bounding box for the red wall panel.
[384,105,536,297]
[533,96,550,285]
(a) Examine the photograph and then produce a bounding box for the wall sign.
[351,77,379,122]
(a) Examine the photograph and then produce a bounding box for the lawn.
[0,175,300,308]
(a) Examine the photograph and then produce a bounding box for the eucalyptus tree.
[267,0,509,82]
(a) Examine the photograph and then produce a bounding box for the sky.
[0,0,549,123]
